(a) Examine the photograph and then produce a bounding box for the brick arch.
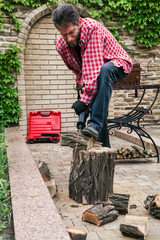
[17,4,90,136]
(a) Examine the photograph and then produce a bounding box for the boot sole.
[82,128,98,140]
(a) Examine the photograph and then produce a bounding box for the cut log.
[120,214,148,239]
[144,194,160,219]
[67,228,87,240]
[108,193,130,214]
[45,179,57,198]
[131,145,146,158]
[69,145,115,204]
[82,203,119,226]
[37,161,51,182]
[61,132,102,150]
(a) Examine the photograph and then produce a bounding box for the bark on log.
[67,228,87,240]
[37,161,51,182]
[144,194,160,219]
[69,145,115,204]
[61,132,102,150]
[82,203,119,226]
[108,193,130,214]
[120,214,148,239]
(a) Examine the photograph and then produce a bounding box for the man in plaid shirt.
[52,4,133,147]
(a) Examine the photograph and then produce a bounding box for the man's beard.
[67,29,81,47]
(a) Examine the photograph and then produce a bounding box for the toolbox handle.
[40,112,50,116]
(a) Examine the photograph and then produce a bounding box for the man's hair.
[52,4,80,28]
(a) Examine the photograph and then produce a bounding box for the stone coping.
[6,127,70,240]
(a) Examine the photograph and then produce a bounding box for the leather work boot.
[82,125,99,140]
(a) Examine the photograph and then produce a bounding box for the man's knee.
[99,62,115,77]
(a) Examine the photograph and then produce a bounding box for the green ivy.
[74,0,160,48]
[0,44,22,127]
[0,0,160,48]
[0,0,159,126]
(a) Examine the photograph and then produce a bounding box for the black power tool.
[77,109,89,131]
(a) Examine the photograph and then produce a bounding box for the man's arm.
[56,39,82,83]
[80,27,104,105]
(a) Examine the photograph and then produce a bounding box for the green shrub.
[0,44,22,127]
[0,124,12,232]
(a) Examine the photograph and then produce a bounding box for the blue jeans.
[88,62,128,147]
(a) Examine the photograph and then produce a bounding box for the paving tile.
[97,229,119,239]
[147,235,160,240]
[28,127,160,240]
[63,219,74,228]
[86,232,100,240]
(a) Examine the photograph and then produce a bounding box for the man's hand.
[71,101,87,115]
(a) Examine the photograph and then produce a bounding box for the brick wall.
[24,15,78,133]
[112,31,160,123]
[0,4,159,136]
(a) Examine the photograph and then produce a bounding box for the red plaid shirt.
[56,18,133,105]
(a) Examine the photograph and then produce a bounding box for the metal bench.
[108,64,160,162]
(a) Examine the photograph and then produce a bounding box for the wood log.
[82,203,119,226]
[120,214,148,239]
[144,194,160,219]
[131,145,157,158]
[69,145,115,204]
[131,150,139,158]
[67,228,87,240]
[108,193,130,214]
[61,132,102,150]
[45,179,57,198]
[131,145,146,158]
[37,161,51,182]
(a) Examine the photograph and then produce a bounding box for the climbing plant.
[76,0,160,48]
[0,0,159,127]
[0,0,160,48]
[0,44,22,127]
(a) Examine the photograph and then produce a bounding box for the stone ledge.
[6,127,70,240]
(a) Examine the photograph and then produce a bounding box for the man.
[52,4,133,147]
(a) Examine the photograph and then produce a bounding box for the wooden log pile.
[144,194,160,219]
[115,145,156,159]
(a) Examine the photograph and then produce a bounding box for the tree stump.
[69,144,115,204]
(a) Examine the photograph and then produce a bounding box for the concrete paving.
[28,126,160,240]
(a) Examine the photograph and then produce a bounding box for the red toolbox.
[26,111,61,144]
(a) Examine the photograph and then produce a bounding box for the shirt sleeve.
[80,27,104,105]
[57,50,80,76]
